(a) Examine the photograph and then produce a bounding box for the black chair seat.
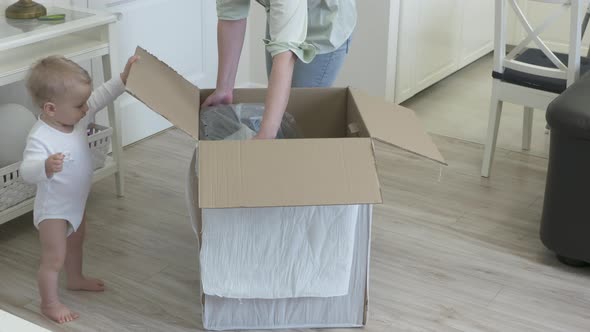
[492,48,590,94]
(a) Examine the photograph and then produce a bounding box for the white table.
[0,309,50,332]
[0,6,124,225]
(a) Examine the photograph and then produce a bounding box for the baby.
[20,54,138,323]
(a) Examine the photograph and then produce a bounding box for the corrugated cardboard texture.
[346,92,370,138]
[126,46,200,139]
[285,88,348,138]
[188,150,203,248]
[200,88,348,139]
[198,138,383,208]
[349,88,447,165]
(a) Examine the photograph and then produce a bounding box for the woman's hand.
[253,130,276,140]
[120,55,140,85]
[201,89,233,108]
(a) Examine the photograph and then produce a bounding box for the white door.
[461,0,494,67]
[87,0,217,145]
[413,0,462,94]
[396,0,463,103]
[395,0,493,103]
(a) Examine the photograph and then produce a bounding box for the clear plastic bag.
[200,103,302,141]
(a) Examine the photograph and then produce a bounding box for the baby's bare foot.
[67,277,105,292]
[41,302,79,324]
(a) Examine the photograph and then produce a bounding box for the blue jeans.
[265,38,351,88]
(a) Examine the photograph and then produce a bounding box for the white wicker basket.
[87,124,113,170]
[0,162,36,212]
[0,124,113,212]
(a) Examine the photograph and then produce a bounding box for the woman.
[202,0,357,139]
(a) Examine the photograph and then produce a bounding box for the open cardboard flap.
[349,88,447,165]
[126,46,200,139]
[198,138,382,208]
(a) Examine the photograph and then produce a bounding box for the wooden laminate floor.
[1,128,589,332]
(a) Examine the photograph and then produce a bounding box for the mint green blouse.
[216,0,356,63]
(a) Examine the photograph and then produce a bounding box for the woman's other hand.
[201,89,233,108]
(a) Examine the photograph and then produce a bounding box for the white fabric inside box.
[201,204,371,331]
[200,204,359,299]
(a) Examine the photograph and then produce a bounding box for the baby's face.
[52,83,92,126]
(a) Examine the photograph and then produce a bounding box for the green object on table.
[37,14,65,21]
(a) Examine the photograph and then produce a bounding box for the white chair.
[481,0,590,178]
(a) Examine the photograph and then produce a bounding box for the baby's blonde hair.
[26,55,92,108]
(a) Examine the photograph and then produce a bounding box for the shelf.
[0,34,109,86]
[0,6,116,51]
[0,157,117,225]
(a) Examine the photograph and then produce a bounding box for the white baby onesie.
[20,77,125,236]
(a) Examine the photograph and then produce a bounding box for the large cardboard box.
[126,46,445,330]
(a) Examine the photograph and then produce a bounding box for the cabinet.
[395,0,494,103]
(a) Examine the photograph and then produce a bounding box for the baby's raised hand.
[120,55,140,85]
[45,153,64,178]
